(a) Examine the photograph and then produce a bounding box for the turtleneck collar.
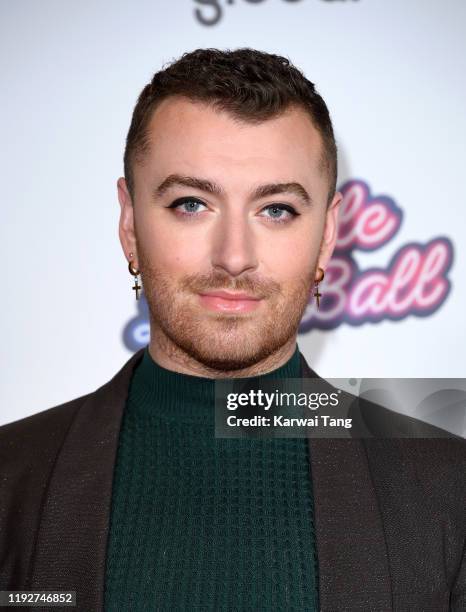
[127,344,302,424]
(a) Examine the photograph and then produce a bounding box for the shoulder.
[0,348,144,588]
[0,348,145,464]
[300,353,466,493]
[0,393,91,466]
[0,393,94,521]
[0,392,95,528]
[349,394,466,483]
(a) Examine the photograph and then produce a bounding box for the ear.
[316,191,343,273]
[117,177,138,264]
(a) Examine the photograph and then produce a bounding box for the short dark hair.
[124,48,337,204]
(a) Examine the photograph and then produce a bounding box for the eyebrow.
[154,174,312,207]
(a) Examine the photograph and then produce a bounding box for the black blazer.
[0,349,465,611]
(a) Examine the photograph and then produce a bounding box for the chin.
[180,330,283,372]
[185,349,269,373]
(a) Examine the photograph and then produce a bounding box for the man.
[0,48,464,611]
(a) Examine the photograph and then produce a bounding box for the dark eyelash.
[166,196,204,209]
[166,198,300,220]
[263,204,299,216]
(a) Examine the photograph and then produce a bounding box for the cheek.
[258,227,317,279]
[139,221,209,273]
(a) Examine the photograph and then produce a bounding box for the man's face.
[119,96,341,371]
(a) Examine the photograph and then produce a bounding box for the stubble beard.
[137,250,316,372]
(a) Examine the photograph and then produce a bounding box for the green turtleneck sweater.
[104,345,319,611]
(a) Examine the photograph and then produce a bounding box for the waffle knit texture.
[104,344,319,611]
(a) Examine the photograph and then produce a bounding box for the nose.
[210,209,259,278]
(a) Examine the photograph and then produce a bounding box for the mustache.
[179,271,284,299]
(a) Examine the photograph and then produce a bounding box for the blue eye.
[167,197,207,215]
[260,204,298,222]
[167,198,299,223]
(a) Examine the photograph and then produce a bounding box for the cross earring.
[313,267,325,309]
[128,252,141,300]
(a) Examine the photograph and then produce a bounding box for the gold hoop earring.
[128,252,141,300]
[313,267,325,309]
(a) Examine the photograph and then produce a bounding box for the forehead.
[138,96,326,199]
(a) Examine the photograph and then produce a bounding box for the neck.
[149,326,298,379]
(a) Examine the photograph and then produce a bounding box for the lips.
[200,290,261,300]
[198,290,263,313]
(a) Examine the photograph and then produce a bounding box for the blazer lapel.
[300,353,393,611]
[28,348,145,612]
